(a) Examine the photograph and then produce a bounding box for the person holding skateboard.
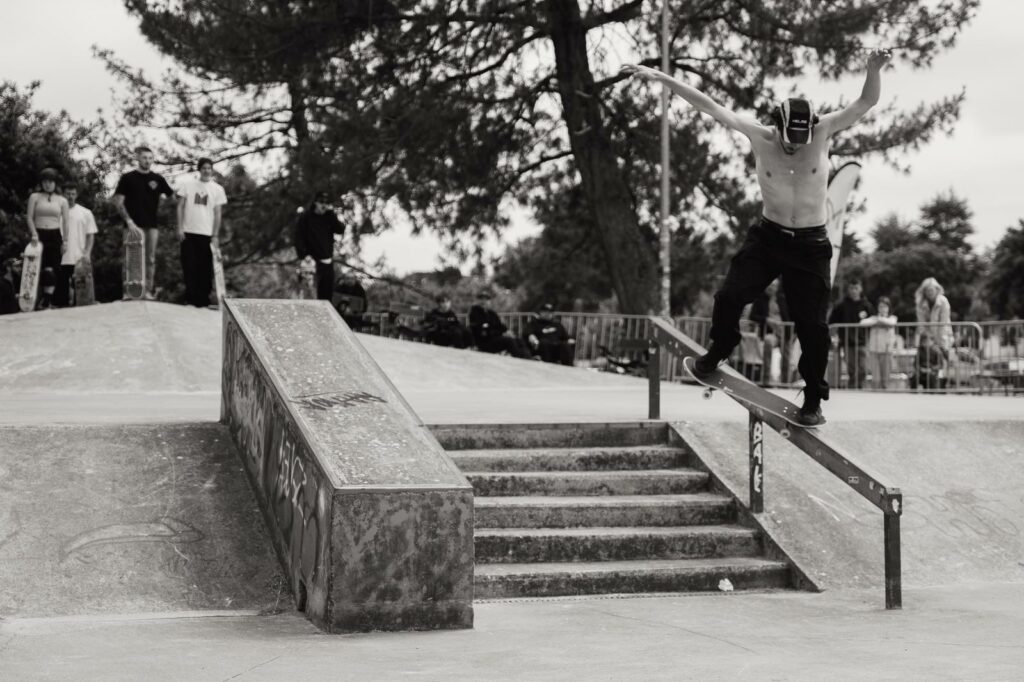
[175,158,227,308]
[293,191,345,301]
[621,48,891,426]
[58,182,99,307]
[113,146,174,299]
[25,168,70,310]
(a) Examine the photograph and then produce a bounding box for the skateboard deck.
[123,229,146,300]
[211,242,226,306]
[296,257,317,299]
[73,258,95,306]
[684,356,811,436]
[18,241,43,312]
[826,161,861,286]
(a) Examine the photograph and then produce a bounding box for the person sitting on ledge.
[469,290,530,358]
[423,294,473,349]
[524,303,575,366]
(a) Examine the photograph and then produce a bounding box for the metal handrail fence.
[642,316,904,609]
[359,306,1024,394]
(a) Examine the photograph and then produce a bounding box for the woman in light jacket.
[914,277,953,352]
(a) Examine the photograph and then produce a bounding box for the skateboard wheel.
[780,428,791,439]
[702,389,713,400]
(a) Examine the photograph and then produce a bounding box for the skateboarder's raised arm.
[620,64,764,139]
[818,49,891,137]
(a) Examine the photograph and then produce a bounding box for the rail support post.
[748,413,765,513]
[884,493,903,609]
[647,342,661,420]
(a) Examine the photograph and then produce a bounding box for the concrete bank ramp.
[680,420,1024,590]
[0,423,284,618]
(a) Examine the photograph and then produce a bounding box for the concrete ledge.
[220,300,474,632]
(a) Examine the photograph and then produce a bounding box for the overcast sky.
[2,0,1021,274]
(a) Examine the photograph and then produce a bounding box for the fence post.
[648,342,660,420]
[884,493,903,609]
[748,413,765,513]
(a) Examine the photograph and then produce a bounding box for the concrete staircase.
[431,422,793,599]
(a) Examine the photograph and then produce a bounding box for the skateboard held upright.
[211,242,227,306]
[73,258,95,306]
[123,229,146,300]
[683,356,810,437]
[18,241,43,312]
[296,256,317,299]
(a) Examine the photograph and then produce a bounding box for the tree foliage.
[106,0,978,311]
[986,220,1024,320]
[838,191,983,320]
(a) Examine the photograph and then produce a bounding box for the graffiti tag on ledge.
[293,390,387,411]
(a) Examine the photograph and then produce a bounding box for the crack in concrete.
[221,655,282,681]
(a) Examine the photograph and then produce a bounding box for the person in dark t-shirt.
[294,192,345,300]
[113,146,174,299]
[523,303,576,365]
[828,279,875,389]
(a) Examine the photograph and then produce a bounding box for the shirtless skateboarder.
[622,49,891,426]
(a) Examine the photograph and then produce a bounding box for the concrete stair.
[432,422,793,600]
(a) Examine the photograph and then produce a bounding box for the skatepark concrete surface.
[1,301,1021,425]
[2,302,1024,680]
[2,583,1023,681]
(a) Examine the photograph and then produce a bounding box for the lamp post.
[659,0,671,317]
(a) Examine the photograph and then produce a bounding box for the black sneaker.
[798,403,826,427]
[693,347,728,378]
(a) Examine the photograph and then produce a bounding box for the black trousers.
[37,229,63,302]
[710,218,833,403]
[180,233,213,307]
[315,261,334,301]
[56,264,75,307]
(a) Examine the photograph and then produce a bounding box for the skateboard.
[826,161,861,286]
[18,241,43,312]
[684,356,809,437]
[73,258,95,306]
[296,257,317,299]
[123,229,146,300]
[211,242,226,306]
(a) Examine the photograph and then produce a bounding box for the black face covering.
[777,98,815,145]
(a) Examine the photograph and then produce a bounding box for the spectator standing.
[912,332,946,390]
[524,303,576,366]
[26,168,70,309]
[828,279,874,388]
[423,295,473,348]
[176,158,227,308]
[58,183,99,307]
[859,296,898,389]
[294,192,344,300]
[469,291,530,358]
[915,277,953,352]
[113,147,174,299]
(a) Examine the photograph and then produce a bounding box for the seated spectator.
[423,294,473,348]
[333,276,369,330]
[523,303,575,366]
[911,332,946,390]
[469,291,530,358]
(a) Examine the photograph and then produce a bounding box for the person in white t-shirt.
[58,182,99,307]
[176,158,227,307]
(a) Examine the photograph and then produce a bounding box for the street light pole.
[659,0,671,317]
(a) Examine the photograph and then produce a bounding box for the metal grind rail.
[641,316,904,609]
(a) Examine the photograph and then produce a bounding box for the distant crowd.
[3,146,228,312]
